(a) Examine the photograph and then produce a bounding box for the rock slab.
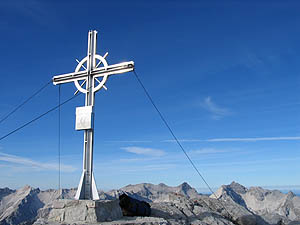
[42,199,122,224]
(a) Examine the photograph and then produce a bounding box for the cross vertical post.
[78,30,98,200]
[52,30,134,200]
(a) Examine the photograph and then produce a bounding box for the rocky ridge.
[0,186,43,225]
[0,182,299,225]
[211,182,300,224]
[102,182,199,203]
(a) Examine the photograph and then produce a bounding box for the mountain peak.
[228,181,247,194]
[178,182,192,190]
[1,182,299,225]
[18,185,34,194]
[287,191,295,198]
[23,185,32,189]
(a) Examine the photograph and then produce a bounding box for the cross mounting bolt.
[128,63,134,68]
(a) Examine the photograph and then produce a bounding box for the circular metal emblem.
[74,54,108,94]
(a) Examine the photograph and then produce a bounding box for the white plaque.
[75,106,93,130]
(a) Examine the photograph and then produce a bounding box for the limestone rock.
[151,193,237,225]
[37,188,76,206]
[106,182,200,203]
[211,182,300,224]
[2,182,300,225]
[0,188,15,202]
[101,216,170,225]
[45,199,122,223]
[0,185,43,225]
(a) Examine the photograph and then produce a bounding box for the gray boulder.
[119,193,151,216]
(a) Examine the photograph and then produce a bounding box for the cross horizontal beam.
[53,61,134,85]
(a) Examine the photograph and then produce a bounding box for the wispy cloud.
[105,140,152,143]
[206,136,300,142]
[201,156,300,167]
[163,136,300,143]
[163,139,202,143]
[1,1,54,26]
[0,152,76,172]
[189,148,229,155]
[200,97,231,119]
[121,146,165,157]
[116,157,154,163]
[123,164,175,172]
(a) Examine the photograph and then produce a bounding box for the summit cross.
[52,30,134,200]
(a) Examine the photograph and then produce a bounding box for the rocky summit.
[211,182,300,224]
[0,182,299,225]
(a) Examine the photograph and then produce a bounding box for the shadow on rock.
[288,221,300,225]
[119,193,151,217]
[236,215,270,225]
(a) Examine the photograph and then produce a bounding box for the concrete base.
[37,199,123,224]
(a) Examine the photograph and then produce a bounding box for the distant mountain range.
[0,182,300,225]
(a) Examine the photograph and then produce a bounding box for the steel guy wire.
[0,79,52,125]
[132,69,234,221]
[0,88,82,142]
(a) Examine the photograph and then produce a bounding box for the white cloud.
[0,152,76,172]
[206,136,300,142]
[162,139,199,143]
[201,156,300,167]
[121,146,165,157]
[123,164,175,172]
[163,136,300,143]
[105,140,152,143]
[116,157,153,163]
[200,96,231,120]
[189,148,228,154]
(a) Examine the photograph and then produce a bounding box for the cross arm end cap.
[128,61,135,68]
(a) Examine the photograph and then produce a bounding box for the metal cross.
[52,30,134,200]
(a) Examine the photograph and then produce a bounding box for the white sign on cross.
[53,30,134,200]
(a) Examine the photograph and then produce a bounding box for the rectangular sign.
[75,106,93,130]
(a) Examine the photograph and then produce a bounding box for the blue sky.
[0,0,300,192]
